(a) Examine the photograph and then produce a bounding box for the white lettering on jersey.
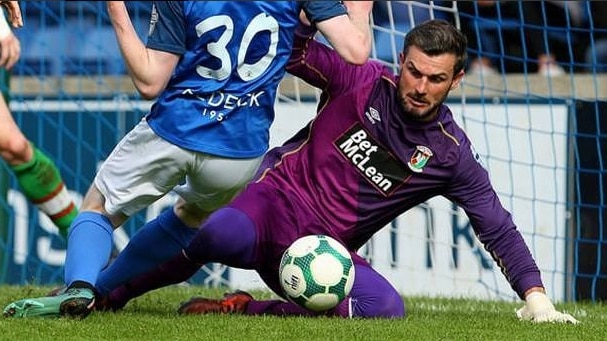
[339,129,392,192]
[181,89,266,122]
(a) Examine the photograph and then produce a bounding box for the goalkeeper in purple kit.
[97,19,577,323]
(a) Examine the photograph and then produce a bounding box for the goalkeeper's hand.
[516,291,579,324]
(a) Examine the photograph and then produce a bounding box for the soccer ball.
[279,235,355,312]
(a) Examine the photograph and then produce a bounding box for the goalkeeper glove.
[516,291,579,324]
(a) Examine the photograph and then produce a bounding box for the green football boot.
[3,288,95,319]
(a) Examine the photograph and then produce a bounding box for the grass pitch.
[0,285,603,340]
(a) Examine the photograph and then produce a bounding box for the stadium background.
[0,1,604,303]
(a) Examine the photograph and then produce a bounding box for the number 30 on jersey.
[195,13,279,82]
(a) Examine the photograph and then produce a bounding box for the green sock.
[10,145,79,239]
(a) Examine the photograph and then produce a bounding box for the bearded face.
[397,46,464,122]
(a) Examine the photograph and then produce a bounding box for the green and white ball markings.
[279,235,355,312]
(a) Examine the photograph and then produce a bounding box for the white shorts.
[94,118,263,216]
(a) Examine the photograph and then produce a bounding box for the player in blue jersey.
[84,19,577,323]
[2,1,373,319]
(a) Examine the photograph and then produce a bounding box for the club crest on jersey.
[407,146,433,173]
[334,124,410,196]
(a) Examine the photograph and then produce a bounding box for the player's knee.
[352,289,406,318]
[373,290,406,318]
[333,291,405,318]
[174,199,209,228]
[184,207,256,266]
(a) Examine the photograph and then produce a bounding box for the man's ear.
[451,70,465,90]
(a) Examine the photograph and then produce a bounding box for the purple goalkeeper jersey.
[232,27,543,298]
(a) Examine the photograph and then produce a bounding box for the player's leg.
[171,152,264,227]
[11,146,79,239]
[0,94,77,239]
[0,93,30,165]
[1,184,108,319]
[97,205,259,311]
[66,120,190,290]
[3,120,189,318]
[342,256,406,318]
[95,153,262,295]
[95,205,197,296]
[178,258,405,318]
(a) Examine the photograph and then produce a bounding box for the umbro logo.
[364,107,381,124]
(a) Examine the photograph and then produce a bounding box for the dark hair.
[403,19,468,74]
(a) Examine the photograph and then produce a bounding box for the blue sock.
[95,208,197,295]
[64,211,114,288]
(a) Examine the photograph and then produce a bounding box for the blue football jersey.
[143,1,347,158]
